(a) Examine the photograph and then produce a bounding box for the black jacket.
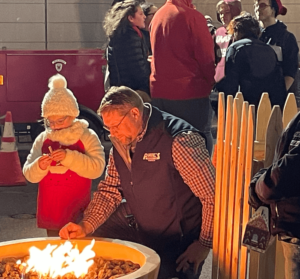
[260,20,299,79]
[249,112,300,239]
[216,37,287,109]
[107,25,151,94]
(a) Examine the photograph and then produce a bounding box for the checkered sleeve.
[83,148,122,232]
[172,131,215,248]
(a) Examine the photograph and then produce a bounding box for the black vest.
[113,107,203,250]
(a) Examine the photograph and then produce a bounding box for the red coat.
[150,0,215,100]
[37,139,91,230]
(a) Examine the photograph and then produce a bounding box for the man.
[249,112,300,279]
[149,0,215,155]
[216,13,286,109]
[254,0,299,91]
[60,86,215,279]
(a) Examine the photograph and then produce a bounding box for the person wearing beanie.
[23,74,106,237]
[255,0,299,91]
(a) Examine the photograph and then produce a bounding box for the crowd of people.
[22,0,300,278]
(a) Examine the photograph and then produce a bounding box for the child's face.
[46,115,75,130]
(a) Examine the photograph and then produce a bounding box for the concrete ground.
[0,135,213,279]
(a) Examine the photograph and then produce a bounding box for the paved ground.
[0,135,213,279]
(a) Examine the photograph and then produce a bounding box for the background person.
[23,74,105,237]
[254,0,299,92]
[249,112,300,279]
[149,0,215,155]
[104,0,151,102]
[216,13,286,109]
[141,1,158,54]
[60,86,215,279]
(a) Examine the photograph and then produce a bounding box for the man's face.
[254,0,274,23]
[102,107,142,146]
[219,3,232,26]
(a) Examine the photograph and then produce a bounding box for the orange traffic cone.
[0,111,26,186]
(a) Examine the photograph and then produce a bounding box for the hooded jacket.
[259,20,299,79]
[249,112,300,239]
[150,0,215,100]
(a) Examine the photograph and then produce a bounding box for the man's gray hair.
[98,86,144,115]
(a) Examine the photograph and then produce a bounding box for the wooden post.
[230,102,249,279]
[283,93,298,130]
[219,95,233,278]
[212,93,225,279]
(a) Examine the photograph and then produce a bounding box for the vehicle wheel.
[78,113,104,139]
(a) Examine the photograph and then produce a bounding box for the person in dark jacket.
[254,0,299,92]
[60,86,215,279]
[249,112,300,279]
[216,13,286,109]
[104,0,151,102]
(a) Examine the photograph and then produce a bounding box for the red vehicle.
[0,49,107,140]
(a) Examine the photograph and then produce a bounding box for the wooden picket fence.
[212,92,298,279]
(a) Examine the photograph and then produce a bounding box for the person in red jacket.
[23,74,105,237]
[150,0,215,155]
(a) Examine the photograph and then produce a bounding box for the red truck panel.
[0,49,106,123]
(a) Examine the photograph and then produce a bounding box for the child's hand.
[38,154,52,170]
[51,149,67,162]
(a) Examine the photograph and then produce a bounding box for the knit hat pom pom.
[48,74,67,89]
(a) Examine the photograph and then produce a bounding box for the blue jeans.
[151,97,213,156]
[281,240,300,279]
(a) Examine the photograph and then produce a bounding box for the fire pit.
[0,237,160,279]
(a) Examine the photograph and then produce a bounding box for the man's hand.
[59,222,93,239]
[176,241,210,274]
[38,154,52,170]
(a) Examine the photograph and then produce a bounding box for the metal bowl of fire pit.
[0,237,160,279]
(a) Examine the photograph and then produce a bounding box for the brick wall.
[0,0,298,50]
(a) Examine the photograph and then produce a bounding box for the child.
[23,74,106,236]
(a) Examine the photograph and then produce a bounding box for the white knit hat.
[41,74,79,118]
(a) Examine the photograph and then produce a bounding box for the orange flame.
[24,239,95,278]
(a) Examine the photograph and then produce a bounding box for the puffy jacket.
[107,25,151,94]
[249,112,300,239]
[150,0,215,100]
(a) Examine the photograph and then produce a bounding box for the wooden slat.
[265,106,283,167]
[212,93,226,279]
[283,93,298,130]
[219,95,233,278]
[224,99,240,279]
[239,105,255,279]
[254,93,271,161]
[230,102,249,279]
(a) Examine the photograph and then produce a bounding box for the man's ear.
[130,107,141,120]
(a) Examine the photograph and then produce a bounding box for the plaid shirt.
[83,112,215,248]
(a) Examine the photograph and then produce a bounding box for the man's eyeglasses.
[45,116,69,127]
[103,110,130,132]
[254,3,271,10]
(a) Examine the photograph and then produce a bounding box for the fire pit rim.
[0,237,160,279]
